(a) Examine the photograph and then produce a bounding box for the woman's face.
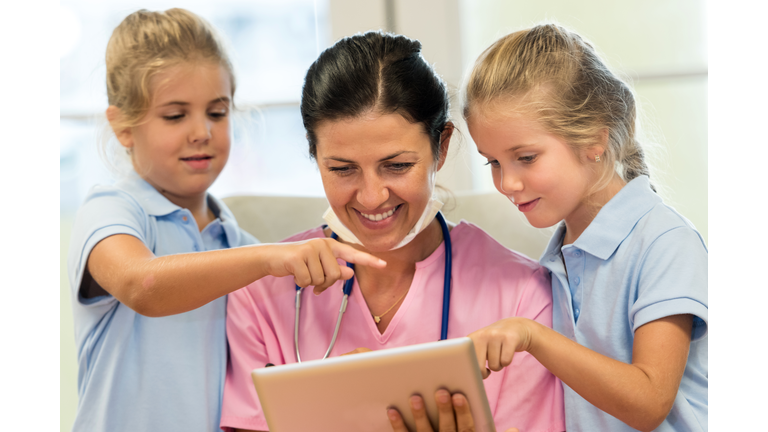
[315,113,445,253]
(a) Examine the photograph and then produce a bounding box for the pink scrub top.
[221,221,565,432]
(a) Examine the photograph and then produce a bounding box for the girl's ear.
[436,122,454,171]
[106,106,134,150]
[585,128,609,162]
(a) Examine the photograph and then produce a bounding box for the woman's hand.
[387,390,518,432]
[264,238,386,294]
[467,317,535,379]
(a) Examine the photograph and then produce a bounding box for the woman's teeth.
[361,207,396,222]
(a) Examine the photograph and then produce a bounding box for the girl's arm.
[469,314,693,432]
[86,234,385,317]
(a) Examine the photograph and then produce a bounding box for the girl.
[460,24,708,432]
[66,9,382,432]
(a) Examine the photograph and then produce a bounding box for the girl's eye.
[209,110,228,119]
[519,155,537,164]
[484,159,500,168]
[163,114,184,121]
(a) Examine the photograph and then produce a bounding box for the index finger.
[469,333,491,379]
[331,242,387,269]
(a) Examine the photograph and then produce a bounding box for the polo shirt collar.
[574,175,660,260]
[208,194,242,248]
[116,172,242,247]
[116,172,180,216]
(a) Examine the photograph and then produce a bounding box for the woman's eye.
[163,114,184,121]
[484,159,500,168]
[328,166,354,176]
[387,162,415,172]
[519,155,537,164]
[209,110,228,119]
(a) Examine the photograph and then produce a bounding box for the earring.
[595,155,601,162]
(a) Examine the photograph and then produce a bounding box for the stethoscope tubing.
[294,212,451,363]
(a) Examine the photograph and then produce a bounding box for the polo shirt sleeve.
[630,226,708,340]
[238,228,260,246]
[67,186,149,307]
[221,283,271,432]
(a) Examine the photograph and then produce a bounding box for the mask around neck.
[322,195,444,251]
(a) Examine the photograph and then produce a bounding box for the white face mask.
[322,195,444,251]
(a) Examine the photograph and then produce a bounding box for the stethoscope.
[294,211,452,363]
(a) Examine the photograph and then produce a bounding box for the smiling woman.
[220,31,565,432]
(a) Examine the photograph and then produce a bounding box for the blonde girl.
[66,9,382,432]
[461,24,707,432]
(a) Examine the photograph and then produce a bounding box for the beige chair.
[222,192,554,261]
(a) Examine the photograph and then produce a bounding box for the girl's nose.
[498,168,523,195]
[189,116,212,144]
[356,172,389,210]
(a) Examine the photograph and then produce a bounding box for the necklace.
[372,288,409,324]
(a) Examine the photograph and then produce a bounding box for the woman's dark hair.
[301,31,450,161]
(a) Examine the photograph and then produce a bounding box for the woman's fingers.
[435,389,457,432]
[410,395,435,432]
[388,408,410,432]
[452,393,475,432]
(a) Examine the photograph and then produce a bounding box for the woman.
[219,31,564,432]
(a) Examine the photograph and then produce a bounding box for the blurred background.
[60,0,707,430]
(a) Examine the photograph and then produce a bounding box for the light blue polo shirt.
[539,176,708,432]
[67,172,258,432]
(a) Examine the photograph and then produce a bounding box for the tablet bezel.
[251,337,496,432]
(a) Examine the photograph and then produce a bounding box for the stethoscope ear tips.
[265,363,275,368]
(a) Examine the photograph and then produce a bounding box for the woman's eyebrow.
[379,151,417,162]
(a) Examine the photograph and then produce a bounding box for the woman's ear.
[106,105,134,150]
[436,122,454,170]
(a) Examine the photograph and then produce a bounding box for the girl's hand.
[341,347,373,356]
[265,239,386,294]
[468,317,535,379]
[387,390,519,432]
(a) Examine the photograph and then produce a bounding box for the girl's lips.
[181,155,213,170]
[516,198,540,213]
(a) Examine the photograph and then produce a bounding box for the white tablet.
[251,337,496,432]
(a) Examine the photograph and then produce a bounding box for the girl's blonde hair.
[463,23,654,193]
[106,8,236,130]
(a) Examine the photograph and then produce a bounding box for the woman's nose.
[356,172,389,210]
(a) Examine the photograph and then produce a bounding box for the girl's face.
[315,113,446,253]
[468,107,599,230]
[115,62,232,202]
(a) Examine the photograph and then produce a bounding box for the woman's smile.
[356,204,403,227]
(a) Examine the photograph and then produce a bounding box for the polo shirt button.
[575,277,581,285]
[194,244,199,251]
[549,256,556,262]
[575,308,580,315]
[575,250,582,257]
[182,216,189,223]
